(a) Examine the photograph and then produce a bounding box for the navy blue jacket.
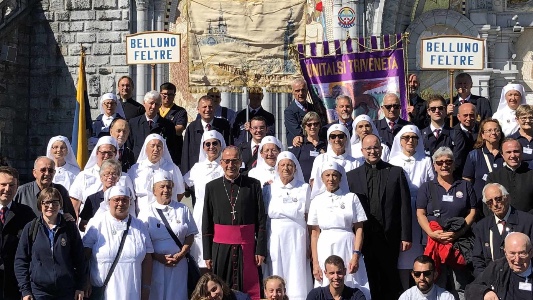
[450,94,493,125]
[409,94,430,129]
[453,122,480,155]
[374,117,412,148]
[14,215,86,298]
[284,100,313,145]
[471,206,533,277]
[231,107,275,144]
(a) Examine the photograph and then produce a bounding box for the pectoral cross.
[231,207,236,221]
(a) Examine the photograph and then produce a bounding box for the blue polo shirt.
[509,131,533,163]
[462,147,504,204]
[289,139,327,182]
[306,286,366,300]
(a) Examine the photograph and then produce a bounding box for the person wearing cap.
[248,136,282,187]
[263,151,312,300]
[92,92,126,139]
[45,136,80,190]
[128,134,185,213]
[14,187,86,300]
[69,136,135,216]
[138,170,198,300]
[350,114,390,161]
[492,83,527,137]
[308,161,370,300]
[183,130,226,271]
[389,125,435,291]
[83,185,154,300]
[346,133,412,300]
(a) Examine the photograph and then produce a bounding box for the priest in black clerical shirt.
[202,146,266,300]
[346,134,412,300]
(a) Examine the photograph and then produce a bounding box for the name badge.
[519,282,532,291]
[310,150,319,157]
[524,148,533,155]
[442,195,454,202]
[493,163,498,168]
[482,174,488,181]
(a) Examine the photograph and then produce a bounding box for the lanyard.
[483,151,493,173]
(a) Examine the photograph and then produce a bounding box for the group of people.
[0,73,531,300]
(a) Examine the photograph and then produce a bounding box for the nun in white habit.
[46,135,80,190]
[183,130,226,268]
[388,125,435,290]
[492,83,527,137]
[263,151,312,300]
[309,124,359,198]
[307,161,370,300]
[248,136,283,187]
[350,114,390,161]
[128,134,185,213]
[138,170,198,300]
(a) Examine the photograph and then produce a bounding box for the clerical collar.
[224,175,240,183]
[518,264,532,278]
[503,162,520,172]
[364,160,381,168]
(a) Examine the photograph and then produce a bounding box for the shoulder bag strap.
[102,216,132,288]
[156,208,184,249]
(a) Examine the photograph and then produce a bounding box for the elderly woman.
[138,170,198,300]
[92,93,126,138]
[128,134,185,212]
[307,161,370,300]
[350,114,390,161]
[248,136,282,187]
[83,185,153,300]
[191,273,251,300]
[492,83,527,137]
[15,187,85,300]
[416,147,477,299]
[462,119,504,206]
[183,130,226,270]
[79,159,123,231]
[70,136,134,216]
[263,276,289,300]
[509,105,533,164]
[289,112,327,182]
[45,136,80,190]
[309,124,359,197]
[263,151,312,300]
[388,125,435,290]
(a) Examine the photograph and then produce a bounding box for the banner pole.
[151,64,156,90]
[449,69,454,127]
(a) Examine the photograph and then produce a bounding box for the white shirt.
[494,208,511,235]
[493,106,519,137]
[53,162,80,191]
[398,285,455,300]
[248,164,276,187]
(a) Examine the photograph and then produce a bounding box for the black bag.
[156,209,201,297]
[89,216,132,300]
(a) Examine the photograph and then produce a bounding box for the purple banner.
[298,39,407,123]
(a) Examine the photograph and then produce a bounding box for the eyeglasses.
[221,159,241,165]
[329,133,346,140]
[412,270,433,278]
[401,135,419,141]
[102,101,117,106]
[485,196,506,207]
[519,116,533,122]
[435,160,453,166]
[204,141,219,148]
[42,200,60,207]
[428,106,445,113]
[505,251,531,259]
[160,92,176,97]
[363,146,381,152]
[98,150,116,157]
[306,122,320,128]
[38,167,55,174]
[111,198,130,204]
[484,128,501,134]
[102,172,119,179]
[383,104,401,110]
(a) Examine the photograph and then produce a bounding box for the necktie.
[251,145,259,167]
[206,123,212,131]
[118,148,123,161]
[434,129,441,139]
[148,120,154,130]
[459,99,467,105]
[388,121,395,131]
[498,219,507,234]
[0,206,7,224]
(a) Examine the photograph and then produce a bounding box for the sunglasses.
[383,104,401,110]
[306,122,320,128]
[401,135,419,141]
[412,270,433,277]
[485,196,506,207]
[204,141,219,148]
[39,167,55,174]
[221,159,240,165]
[435,160,453,166]
[329,133,346,140]
[429,106,445,113]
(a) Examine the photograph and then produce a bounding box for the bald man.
[454,103,479,153]
[466,232,533,300]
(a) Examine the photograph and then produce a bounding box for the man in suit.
[117,76,145,120]
[285,78,314,147]
[346,134,412,300]
[471,183,533,277]
[407,74,429,129]
[180,95,232,176]
[159,82,187,166]
[454,103,479,154]
[238,116,267,173]
[319,95,354,140]
[447,73,492,126]
[232,88,275,145]
[374,93,412,148]
[0,167,36,300]
[109,118,135,172]
[126,90,180,164]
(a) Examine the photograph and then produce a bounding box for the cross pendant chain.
[223,177,241,222]
[230,207,236,221]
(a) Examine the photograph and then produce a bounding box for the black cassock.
[202,175,267,297]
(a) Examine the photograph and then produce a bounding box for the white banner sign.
[420,36,485,70]
[126,32,181,64]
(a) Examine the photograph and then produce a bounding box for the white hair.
[482,183,510,203]
[143,90,161,103]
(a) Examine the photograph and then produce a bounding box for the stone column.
[153,0,165,89]
[136,0,149,100]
